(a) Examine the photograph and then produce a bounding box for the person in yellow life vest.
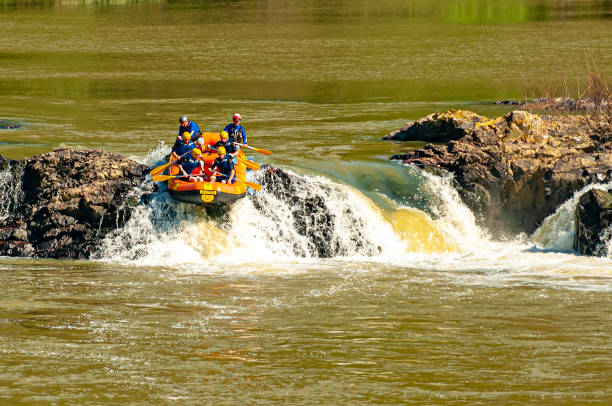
[207,130,240,164]
[179,148,205,182]
[171,132,196,163]
[209,146,236,184]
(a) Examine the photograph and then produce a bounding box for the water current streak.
[0,164,24,221]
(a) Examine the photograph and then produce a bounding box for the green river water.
[1,1,611,404]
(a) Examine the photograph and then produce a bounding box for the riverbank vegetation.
[522,55,611,144]
[523,55,611,114]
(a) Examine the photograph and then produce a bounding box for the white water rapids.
[1,144,610,290]
[85,146,612,291]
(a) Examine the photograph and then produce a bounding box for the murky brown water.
[1,1,611,404]
[1,259,611,404]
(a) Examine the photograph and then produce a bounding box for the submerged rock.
[0,148,151,259]
[574,189,612,256]
[387,109,612,241]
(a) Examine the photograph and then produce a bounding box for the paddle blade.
[149,162,172,177]
[243,181,262,191]
[239,158,260,171]
[237,143,273,156]
[253,147,272,155]
[152,174,176,182]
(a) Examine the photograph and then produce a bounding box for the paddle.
[206,146,260,170]
[235,142,272,155]
[149,150,191,177]
[210,171,262,191]
[151,174,187,182]
[241,180,262,191]
[239,157,260,171]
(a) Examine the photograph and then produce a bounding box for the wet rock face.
[383,110,486,142]
[0,148,151,259]
[255,166,381,258]
[574,189,612,256]
[388,109,612,238]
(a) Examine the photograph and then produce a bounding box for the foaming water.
[388,207,455,254]
[89,149,612,291]
[419,170,492,252]
[1,142,604,289]
[230,169,408,259]
[96,165,413,267]
[531,180,612,255]
[97,145,455,267]
[0,165,23,220]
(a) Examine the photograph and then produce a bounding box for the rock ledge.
[386,109,612,253]
[0,148,151,259]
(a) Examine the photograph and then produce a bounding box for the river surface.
[1,1,611,404]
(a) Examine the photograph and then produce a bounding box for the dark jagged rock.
[0,148,152,259]
[383,110,485,142]
[574,189,612,256]
[255,166,381,258]
[387,109,612,240]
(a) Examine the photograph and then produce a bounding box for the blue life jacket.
[181,157,201,175]
[174,141,196,159]
[212,155,235,177]
[177,121,200,137]
[223,123,246,144]
[213,139,237,154]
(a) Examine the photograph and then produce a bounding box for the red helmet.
[232,113,242,121]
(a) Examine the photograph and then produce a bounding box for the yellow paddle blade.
[238,157,260,171]
[152,174,177,182]
[243,181,262,191]
[252,147,272,155]
[149,161,172,177]
[237,143,273,155]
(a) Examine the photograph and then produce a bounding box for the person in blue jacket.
[179,148,205,182]
[223,113,246,144]
[171,132,196,163]
[210,146,236,184]
[177,115,201,143]
[209,130,240,164]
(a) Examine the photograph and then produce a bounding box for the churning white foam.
[531,180,612,255]
[96,166,409,267]
[0,165,24,221]
[90,150,612,289]
[419,171,492,252]
[228,170,407,261]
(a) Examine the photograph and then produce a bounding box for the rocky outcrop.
[523,97,609,113]
[0,148,152,259]
[574,189,612,256]
[387,109,612,238]
[383,110,485,142]
[494,97,610,112]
